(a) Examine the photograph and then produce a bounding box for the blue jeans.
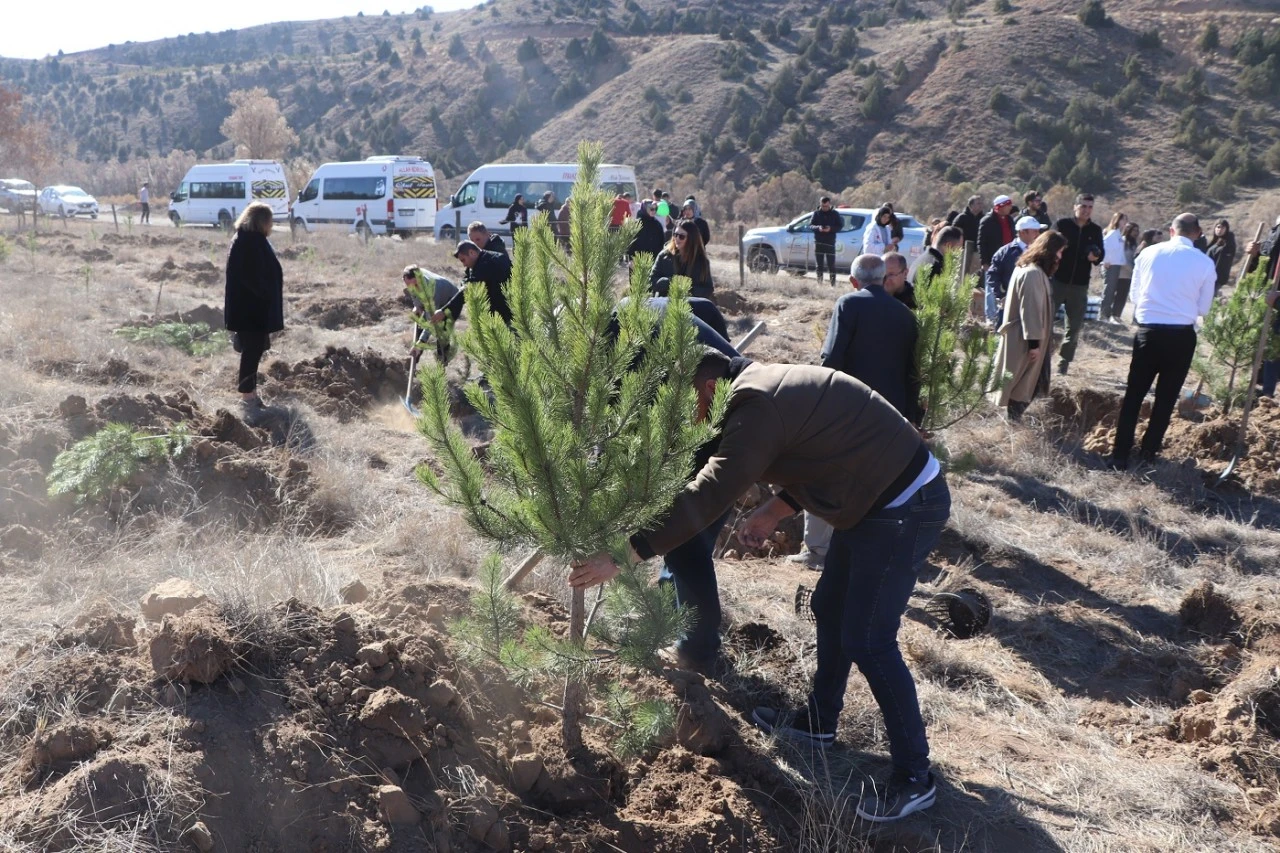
[659,511,730,662]
[806,476,951,779]
[985,280,1001,324]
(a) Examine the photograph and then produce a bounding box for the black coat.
[649,250,714,299]
[1020,205,1051,228]
[441,250,514,326]
[1052,217,1104,287]
[953,209,981,247]
[810,207,842,246]
[689,216,711,247]
[627,215,666,259]
[224,230,283,333]
[1206,234,1236,290]
[977,212,1014,266]
[483,234,508,256]
[501,201,528,228]
[820,284,922,425]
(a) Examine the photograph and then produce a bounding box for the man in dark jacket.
[810,196,842,287]
[977,195,1016,269]
[952,195,983,252]
[913,225,963,292]
[627,201,666,261]
[1020,190,1051,228]
[1051,192,1104,375]
[1244,216,1280,395]
[467,222,506,256]
[570,352,950,824]
[433,240,514,327]
[983,216,1046,324]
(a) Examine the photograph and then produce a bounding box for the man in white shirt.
[1108,214,1216,470]
[139,182,150,225]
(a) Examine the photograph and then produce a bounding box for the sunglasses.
[674,232,688,240]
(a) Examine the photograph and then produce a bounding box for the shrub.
[114,322,229,356]
[516,36,539,62]
[1195,261,1280,413]
[1044,143,1072,182]
[915,250,998,431]
[1238,57,1280,99]
[1078,0,1109,27]
[988,87,1010,111]
[448,33,466,59]
[944,164,965,183]
[1198,21,1220,53]
[1176,180,1199,204]
[1136,28,1162,50]
[47,423,192,504]
[994,0,1012,12]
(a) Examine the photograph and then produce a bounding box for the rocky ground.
[0,219,1275,851]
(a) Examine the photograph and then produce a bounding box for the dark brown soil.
[265,346,408,421]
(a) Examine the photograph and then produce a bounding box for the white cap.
[993,195,1013,207]
[1015,215,1046,231]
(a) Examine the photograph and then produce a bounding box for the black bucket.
[924,588,992,639]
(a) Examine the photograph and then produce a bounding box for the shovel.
[502,319,769,591]
[1217,228,1280,486]
[403,320,430,417]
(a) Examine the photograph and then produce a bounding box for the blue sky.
[2,1,482,60]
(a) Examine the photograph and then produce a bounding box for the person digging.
[570,349,951,823]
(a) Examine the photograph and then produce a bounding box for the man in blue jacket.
[983,216,1047,325]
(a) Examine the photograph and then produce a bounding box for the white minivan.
[169,160,290,228]
[291,156,438,238]
[435,162,639,241]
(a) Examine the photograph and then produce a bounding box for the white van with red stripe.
[291,156,438,238]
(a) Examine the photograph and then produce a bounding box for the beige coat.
[990,265,1053,406]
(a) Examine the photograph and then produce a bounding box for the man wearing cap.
[983,216,1047,325]
[432,240,514,328]
[1108,214,1216,470]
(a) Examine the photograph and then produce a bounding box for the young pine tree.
[1194,259,1280,415]
[915,249,999,432]
[415,141,722,755]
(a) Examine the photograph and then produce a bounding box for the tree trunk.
[561,586,586,755]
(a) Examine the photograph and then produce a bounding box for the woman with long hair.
[862,205,894,255]
[224,202,283,418]
[649,217,714,299]
[1108,221,1141,324]
[1206,219,1236,292]
[1136,228,1162,257]
[989,230,1068,421]
[1099,212,1129,323]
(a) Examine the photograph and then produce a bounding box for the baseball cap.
[1015,215,1047,231]
[994,195,1013,207]
[454,239,480,257]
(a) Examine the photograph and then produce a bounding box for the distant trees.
[219,88,298,159]
[0,86,53,179]
[1079,0,1110,28]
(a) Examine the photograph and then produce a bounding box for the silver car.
[743,207,927,274]
[39,185,99,219]
[0,178,37,213]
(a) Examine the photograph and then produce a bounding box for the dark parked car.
[0,178,37,213]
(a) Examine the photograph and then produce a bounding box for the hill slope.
[2,0,1278,217]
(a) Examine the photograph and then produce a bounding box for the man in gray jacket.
[570,352,951,823]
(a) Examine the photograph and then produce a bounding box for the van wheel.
[218,211,233,231]
[289,217,301,237]
[169,211,181,227]
[356,221,371,242]
[748,247,778,274]
[438,225,455,242]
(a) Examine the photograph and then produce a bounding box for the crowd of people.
[223,183,1279,828]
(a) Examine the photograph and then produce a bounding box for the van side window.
[484,182,521,208]
[190,181,246,200]
[299,179,320,203]
[456,182,477,206]
[840,214,866,232]
[323,177,386,201]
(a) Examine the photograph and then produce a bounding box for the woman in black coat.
[1205,219,1236,292]
[500,193,528,231]
[649,218,714,300]
[224,202,283,412]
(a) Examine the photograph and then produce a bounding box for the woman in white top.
[1099,211,1129,323]
[862,205,894,256]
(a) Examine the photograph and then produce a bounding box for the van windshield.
[299,179,319,203]
[323,177,386,201]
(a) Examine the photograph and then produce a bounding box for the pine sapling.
[1195,257,1280,414]
[417,141,722,756]
[915,248,999,432]
[47,423,192,503]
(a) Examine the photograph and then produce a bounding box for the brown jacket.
[633,361,927,558]
[989,265,1053,406]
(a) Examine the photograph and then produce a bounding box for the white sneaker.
[785,549,825,570]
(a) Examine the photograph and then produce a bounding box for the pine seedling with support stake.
[416,141,725,756]
[1194,258,1280,415]
[916,248,999,432]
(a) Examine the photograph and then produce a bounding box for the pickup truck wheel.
[748,247,778,274]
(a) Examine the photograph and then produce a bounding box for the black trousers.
[140,203,150,223]
[236,331,271,394]
[1112,325,1196,462]
[815,243,836,281]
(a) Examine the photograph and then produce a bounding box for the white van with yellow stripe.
[169,160,290,229]
[291,156,438,238]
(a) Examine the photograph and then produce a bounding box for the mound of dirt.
[714,289,768,316]
[77,247,112,262]
[265,346,406,421]
[36,356,155,386]
[1180,581,1243,642]
[150,303,224,329]
[300,295,408,330]
[0,585,784,851]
